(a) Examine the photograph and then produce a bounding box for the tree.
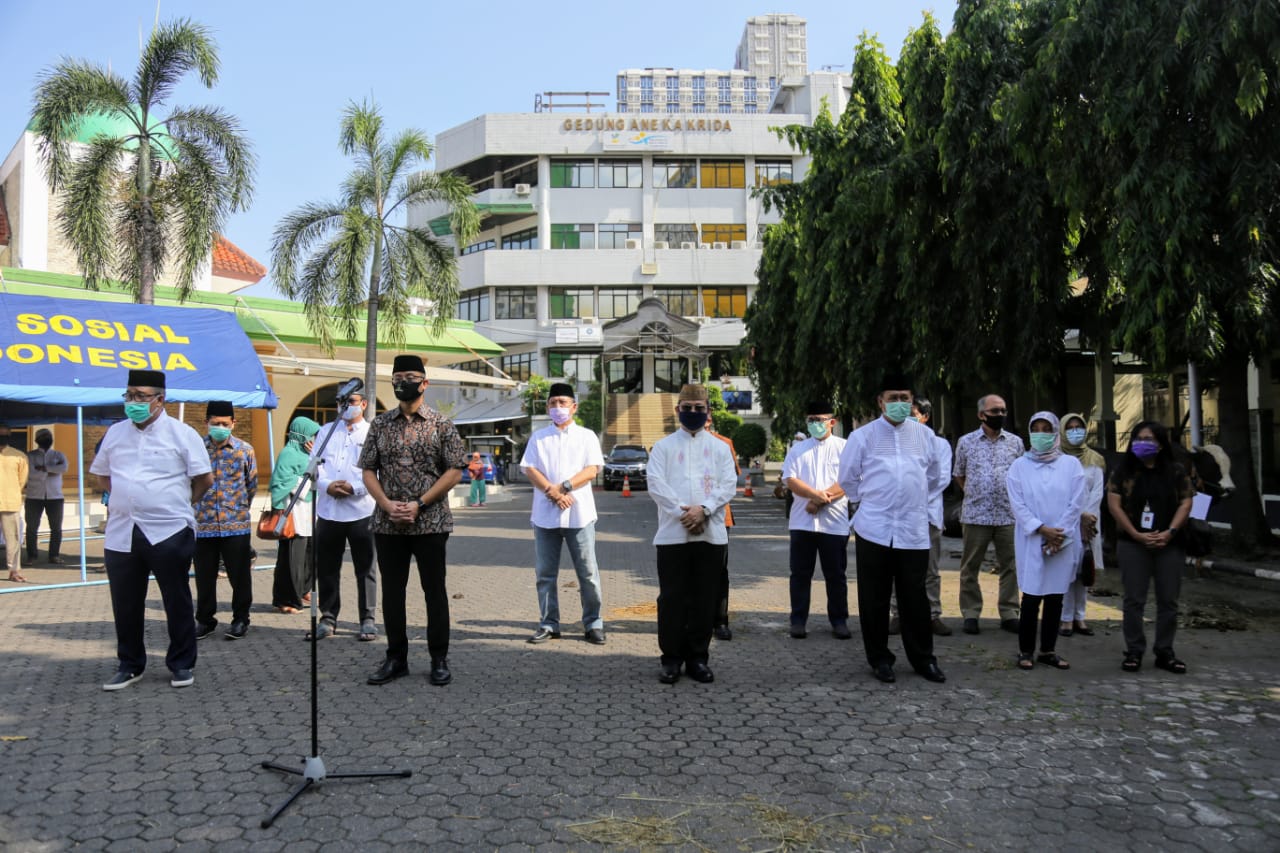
[30,18,255,303]
[521,374,550,416]
[733,422,768,464]
[575,381,604,433]
[272,100,480,397]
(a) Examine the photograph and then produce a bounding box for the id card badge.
[1140,503,1155,530]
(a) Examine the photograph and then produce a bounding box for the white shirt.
[520,422,605,529]
[89,411,212,551]
[927,432,953,531]
[25,448,69,500]
[782,434,849,534]
[1006,454,1086,596]
[647,428,738,545]
[311,418,375,522]
[838,416,945,550]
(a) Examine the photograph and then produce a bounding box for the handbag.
[1180,518,1213,558]
[1079,550,1096,587]
[257,508,295,540]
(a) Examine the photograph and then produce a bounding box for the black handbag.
[1079,549,1096,587]
[1180,518,1213,557]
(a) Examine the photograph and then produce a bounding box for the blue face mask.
[1030,433,1057,453]
[884,401,912,423]
[1065,428,1087,446]
[807,420,830,439]
[124,402,154,424]
[208,426,232,443]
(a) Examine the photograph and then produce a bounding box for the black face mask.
[982,414,1005,432]
[393,380,423,402]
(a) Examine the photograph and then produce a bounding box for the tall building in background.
[615,13,807,115]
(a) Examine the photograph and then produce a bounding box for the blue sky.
[4,1,957,299]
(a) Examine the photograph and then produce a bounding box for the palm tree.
[272,100,479,399]
[30,18,255,304]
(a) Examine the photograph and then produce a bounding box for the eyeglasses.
[678,404,708,413]
[392,374,425,384]
[122,392,161,403]
[805,416,832,424]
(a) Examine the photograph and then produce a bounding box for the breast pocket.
[140,447,188,482]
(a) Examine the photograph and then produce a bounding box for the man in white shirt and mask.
[647,384,738,685]
[520,382,607,645]
[838,372,948,685]
[311,389,378,642]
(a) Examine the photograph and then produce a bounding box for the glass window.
[550,223,595,250]
[547,352,599,383]
[666,102,679,113]
[755,160,793,186]
[550,159,595,188]
[500,227,538,250]
[493,288,537,320]
[454,359,494,376]
[692,103,706,114]
[617,76,625,102]
[701,286,749,318]
[717,77,731,101]
[548,287,595,319]
[700,159,745,188]
[598,160,642,189]
[744,76,756,92]
[692,76,705,102]
[641,103,654,113]
[666,77,678,100]
[655,287,700,315]
[701,224,747,245]
[653,160,697,189]
[654,358,689,393]
[597,288,642,319]
[461,238,495,255]
[501,352,536,382]
[503,160,537,188]
[718,104,733,114]
[744,104,758,114]
[607,356,643,393]
[456,292,490,322]
[655,224,697,246]
[598,223,642,249]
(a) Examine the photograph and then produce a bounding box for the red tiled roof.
[0,191,10,246]
[212,234,266,283]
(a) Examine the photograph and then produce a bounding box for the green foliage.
[574,381,603,432]
[766,434,789,463]
[30,18,255,303]
[712,410,743,440]
[521,375,550,416]
[733,422,768,462]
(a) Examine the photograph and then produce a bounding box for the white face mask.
[341,403,362,421]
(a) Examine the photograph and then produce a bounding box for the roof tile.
[212,234,266,283]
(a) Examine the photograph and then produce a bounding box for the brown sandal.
[1017,653,1035,670]
[1036,653,1070,669]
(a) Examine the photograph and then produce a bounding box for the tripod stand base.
[259,758,412,828]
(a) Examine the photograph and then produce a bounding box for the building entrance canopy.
[602,297,704,359]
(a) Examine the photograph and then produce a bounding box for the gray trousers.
[1118,539,1184,659]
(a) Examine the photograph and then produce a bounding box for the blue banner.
[0,293,278,412]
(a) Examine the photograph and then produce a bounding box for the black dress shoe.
[429,658,452,686]
[367,659,409,685]
[224,621,248,640]
[873,663,896,683]
[962,618,980,635]
[195,622,216,641]
[714,624,733,641]
[918,663,947,683]
[584,628,606,645]
[831,623,852,640]
[1000,619,1021,634]
[789,624,807,639]
[528,627,561,644]
[687,662,714,683]
[658,662,682,684]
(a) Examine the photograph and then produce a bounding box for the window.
[666,77,678,101]
[641,103,654,113]
[493,288,536,319]
[654,358,689,393]
[655,223,697,246]
[503,160,537,188]
[744,76,757,97]
[456,292,490,322]
[550,159,595,188]
[461,238,495,255]
[653,160,697,189]
[755,160,793,186]
[550,223,595,250]
[744,104,758,114]
[501,227,538,250]
[500,352,536,382]
[640,77,653,104]
[692,76,705,103]
[666,102,679,113]
[597,288,642,319]
[547,352,599,383]
[655,287,700,315]
[718,104,733,114]
[717,77,731,103]
[454,359,493,376]
[617,75,626,102]
[769,76,777,91]
[598,160,642,188]
[598,223,642,249]
[607,356,643,393]
[548,287,595,319]
[700,159,745,188]
[701,224,747,245]
[692,103,706,114]
[292,383,377,427]
[702,286,749,318]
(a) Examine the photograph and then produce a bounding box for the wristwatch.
[560,480,574,493]
[417,497,429,511]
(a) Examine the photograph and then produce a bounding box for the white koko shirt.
[521,421,605,529]
[647,428,738,546]
[311,418,375,522]
[782,434,850,535]
[838,416,946,551]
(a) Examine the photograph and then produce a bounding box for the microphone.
[335,377,364,404]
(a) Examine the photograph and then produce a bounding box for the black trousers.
[375,532,449,663]
[272,535,309,609]
[24,498,64,559]
[657,542,724,667]
[315,516,377,624]
[105,525,197,674]
[854,537,935,671]
[194,533,253,626]
[789,530,850,626]
[1019,592,1064,654]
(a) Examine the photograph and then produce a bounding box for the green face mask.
[209,426,233,442]
[884,401,912,423]
[1030,433,1056,453]
[124,402,154,424]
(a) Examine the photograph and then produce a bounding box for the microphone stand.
[258,397,410,827]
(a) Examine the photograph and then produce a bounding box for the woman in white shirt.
[1058,413,1106,637]
[1005,412,1086,671]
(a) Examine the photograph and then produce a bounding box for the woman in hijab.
[1058,414,1106,637]
[1005,412,1086,670]
[269,416,322,612]
[467,452,487,507]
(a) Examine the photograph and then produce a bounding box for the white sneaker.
[170,668,194,688]
[102,671,143,691]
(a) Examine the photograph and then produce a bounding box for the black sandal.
[1017,652,1034,670]
[1154,655,1187,674]
[1122,654,1141,672]
[1036,653,1070,670]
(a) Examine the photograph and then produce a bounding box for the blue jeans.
[534,523,603,631]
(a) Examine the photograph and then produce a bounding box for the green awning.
[428,201,536,236]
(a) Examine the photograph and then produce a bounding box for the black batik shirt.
[359,404,467,535]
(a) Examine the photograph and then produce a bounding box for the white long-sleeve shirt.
[1006,454,1086,596]
[311,418,375,522]
[838,416,945,550]
[647,429,738,545]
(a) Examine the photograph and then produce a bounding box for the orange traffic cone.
[621,474,632,497]
[743,477,754,498]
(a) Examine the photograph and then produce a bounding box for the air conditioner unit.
[712,242,727,250]
[730,240,747,249]
[700,243,712,250]
[513,183,531,196]
[680,242,696,250]
[653,241,669,250]
[580,316,598,324]
[624,239,642,250]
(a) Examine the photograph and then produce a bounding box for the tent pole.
[266,409,276,470]
[77,406,87,581]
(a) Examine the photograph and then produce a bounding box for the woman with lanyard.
[1005,411,1086,671]
[1107,421,1195,673]
[1058,413,1106,637]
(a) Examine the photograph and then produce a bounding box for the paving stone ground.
[1,486,1279,851]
